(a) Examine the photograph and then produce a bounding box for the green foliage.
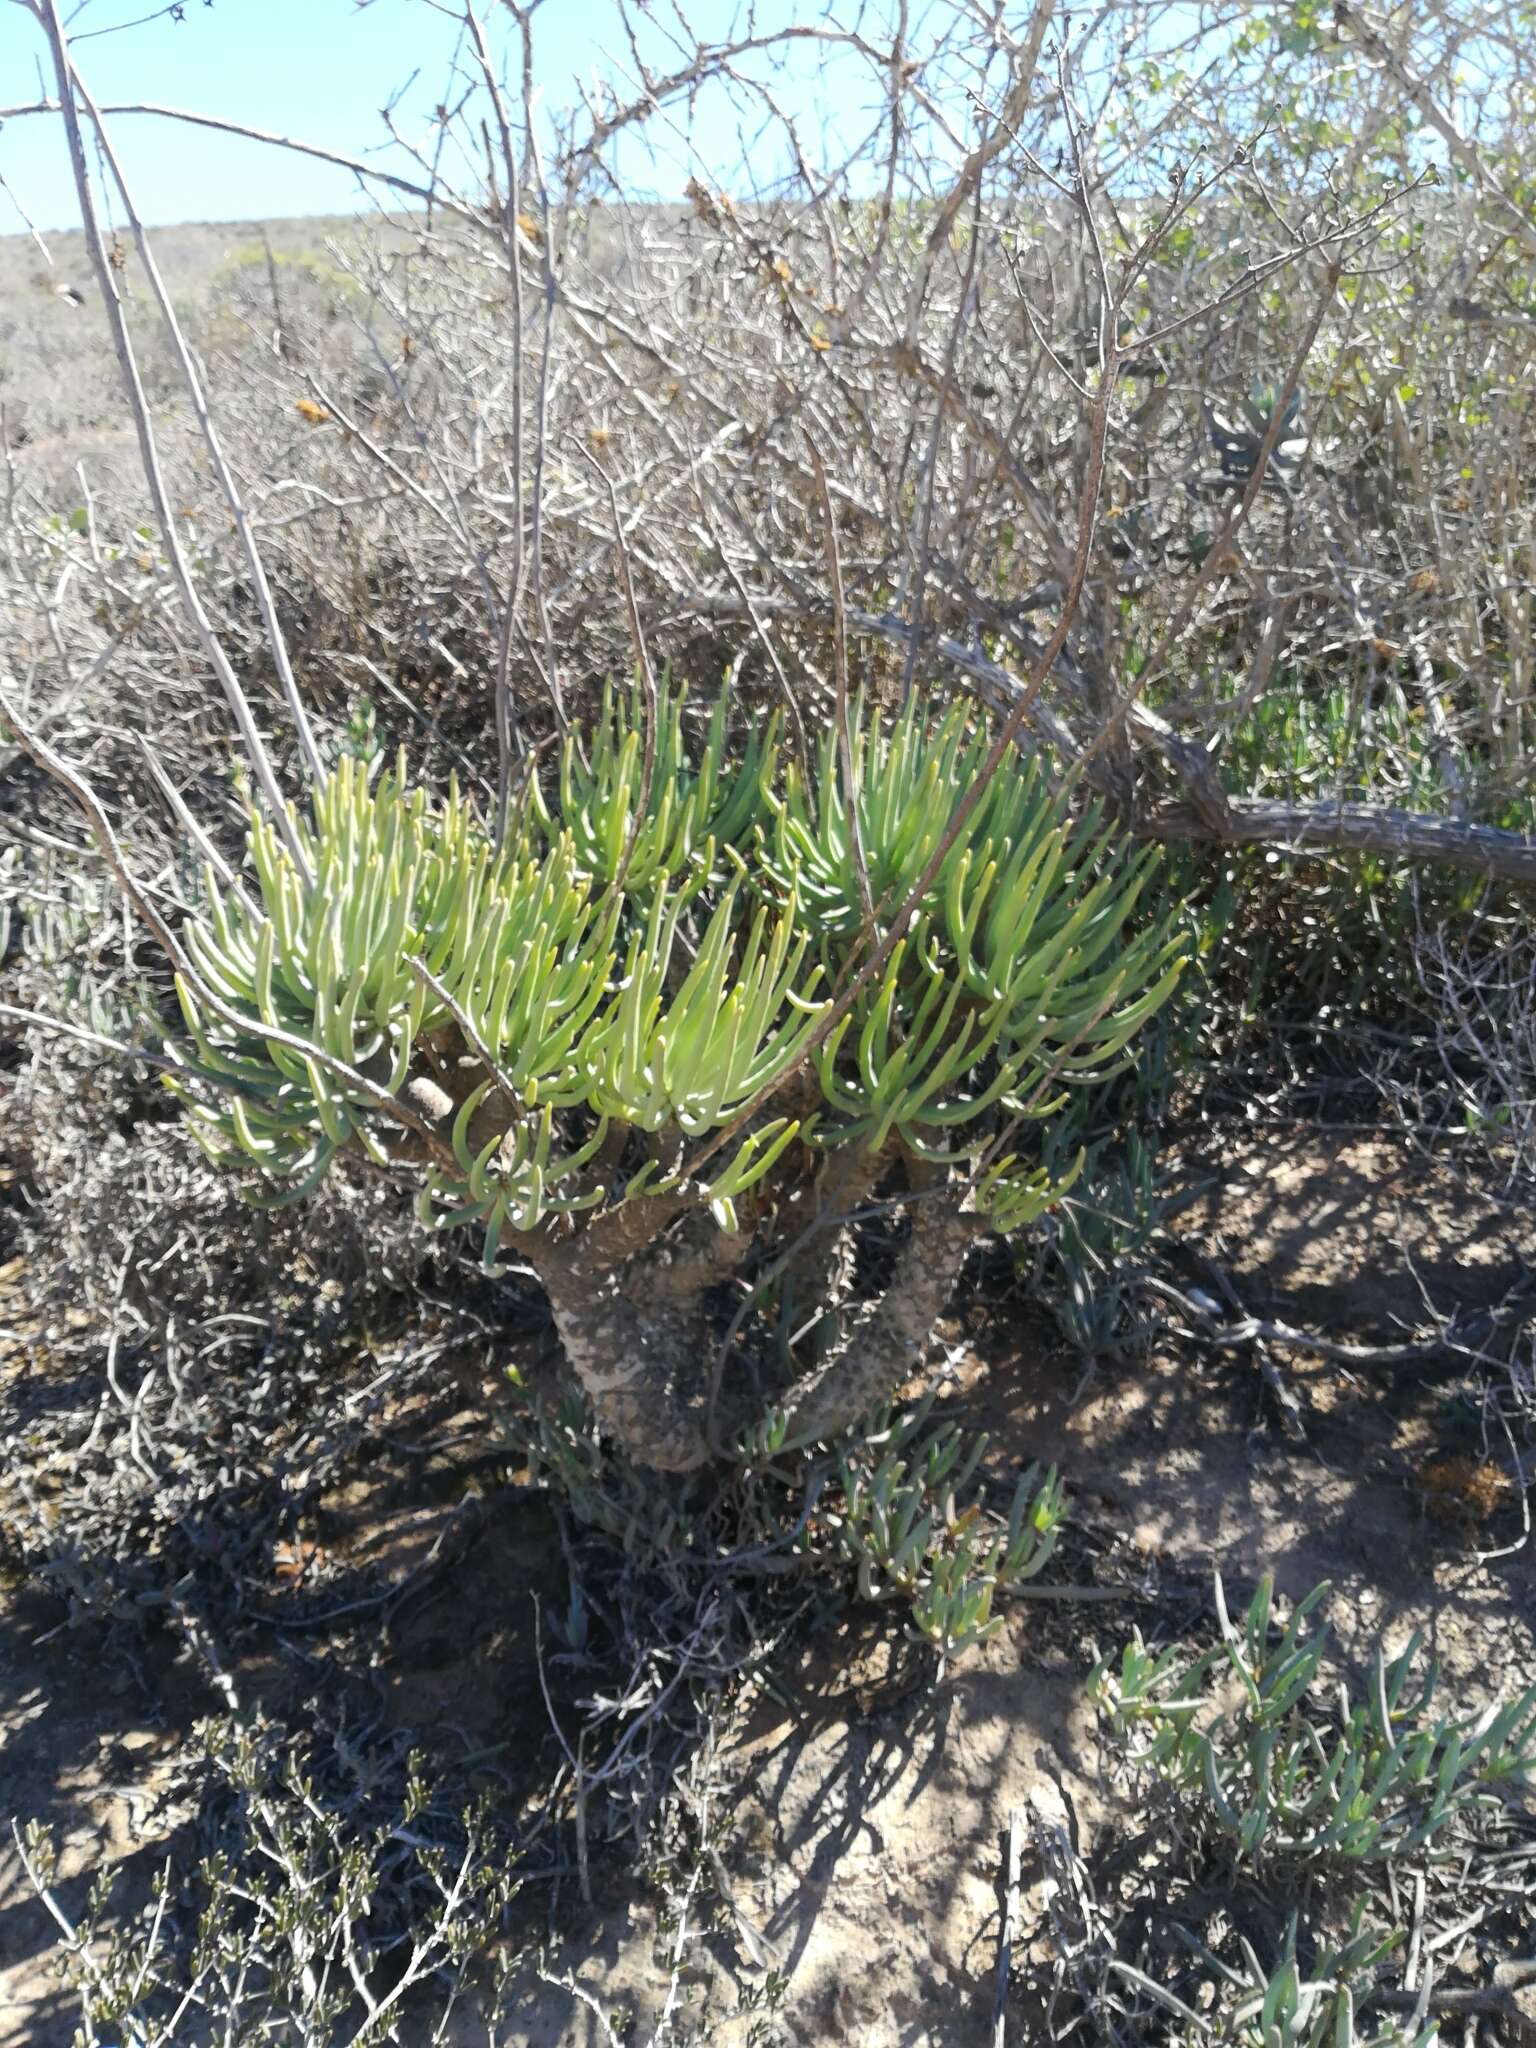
[510,1376,1067,1665]
[168,681,1189,1237]
[175,756,608,1194]
[816,1396,1066,1658]
[338,694,383,765]
[1128,664,1533,1050]
[531,676,778,892]
[9,858,161,1051]
[1092,1574,1536,1868]
[1032,1127,1166,1356]
[762,694,1188,1157]
[1115,1906,1437,2046]
[1017,889,1218,1356]
[1223,1916,1436,2048]
[1217,671,1536,833]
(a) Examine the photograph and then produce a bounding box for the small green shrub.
[510,1373,1065,1664]
[770,1393,1065,1658]
[1092,1574,1536,1868]
[1113,1907,1437,2047]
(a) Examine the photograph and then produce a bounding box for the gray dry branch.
[8,1,1535,888]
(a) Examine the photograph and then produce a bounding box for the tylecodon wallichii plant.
[169,678,1189,1474]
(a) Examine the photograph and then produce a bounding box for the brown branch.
[24,12,316,871]
[899,0,1057,350]
[0,97,466,220]
[465,1,529,841]
[1142,796,1536,888]
[1074,256,1345,782]
[1374,1957,1536,2021]
[678,594,1536,887]
[810,445,877,935]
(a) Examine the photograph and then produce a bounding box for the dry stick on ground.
[993,1807,1025,2048]
[1140,1276,1450,1369]
[1376,1959,1536,2023]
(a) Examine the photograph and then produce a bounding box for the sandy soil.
[3,1129,1533,2044]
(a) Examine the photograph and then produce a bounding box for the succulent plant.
[819,1395,1066,1659]
[167,681,1188,1469]
[1113,1907,1438,2047]
[1092,1571,1536,1867]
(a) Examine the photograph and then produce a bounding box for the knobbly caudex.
[170,683,1186,1470]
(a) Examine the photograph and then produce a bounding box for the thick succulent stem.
[538,1254,717,1471]
[773,1141,888,1357]
[532,1159,980,1471]
[627,1207,756,1308]
[532,1191,741,1471]
[777,1169,982,1447]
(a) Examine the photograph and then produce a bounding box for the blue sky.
[2,0,887,232]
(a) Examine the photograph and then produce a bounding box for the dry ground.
[0,215,409,495]
[3,1126,1533,2044]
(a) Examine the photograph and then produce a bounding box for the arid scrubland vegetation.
[3,0,1536,2040]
